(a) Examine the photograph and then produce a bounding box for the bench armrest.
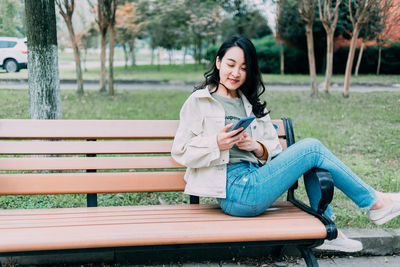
[287,168,337,240]
[287,168,334,214]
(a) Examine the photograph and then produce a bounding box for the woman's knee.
[300,137,323,148]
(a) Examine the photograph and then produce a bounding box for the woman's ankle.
[370,192,392,210]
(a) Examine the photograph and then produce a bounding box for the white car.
[0,37,28,73]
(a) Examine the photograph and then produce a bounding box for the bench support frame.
[0,239,326,265]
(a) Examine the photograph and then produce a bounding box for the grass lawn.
[0,89,399,229]
[1,64,400,85]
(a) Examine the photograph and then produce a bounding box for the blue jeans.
[217,138,378,217]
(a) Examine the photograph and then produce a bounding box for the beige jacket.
[171,88,282,198]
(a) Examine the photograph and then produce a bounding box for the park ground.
[0,82,399,230]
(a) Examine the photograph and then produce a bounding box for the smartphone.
[230,115,256,136]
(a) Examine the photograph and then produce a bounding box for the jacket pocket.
[189,117,204,136]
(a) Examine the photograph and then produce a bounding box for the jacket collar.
[192,87,213,98]
[193,86,253,116]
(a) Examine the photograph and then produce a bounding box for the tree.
[146,0,190,66]
[79,23,98,72]
[145,2,164,67]
[186,0,222,67]
[56,0,84,95]
[25,0,61,119]
[92,0,110,93]
[277,0,308,47]
[218,0,272,39]
[354,8,382,76]
[0,0,25,37]
[115,1,147,68]
[297,0,318,96]
[102,0,118,96]
[343,0,379,97]
[144,0,220,68]
[318,0,342,93]
[375,0,399,75]
[275,0,286,75]
[277,0,353,75]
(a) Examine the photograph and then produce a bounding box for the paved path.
[172,255,400,267]
[1,80,400,92]
[285,255,400,267]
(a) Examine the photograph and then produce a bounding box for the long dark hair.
[195,35,269,118]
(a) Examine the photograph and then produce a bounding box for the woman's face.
[216,46,247,93]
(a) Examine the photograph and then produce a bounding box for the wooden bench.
[0,118,337,266]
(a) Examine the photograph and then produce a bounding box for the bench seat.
[0,202,326,253]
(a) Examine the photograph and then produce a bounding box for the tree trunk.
[129,40,136,66]
[157,47,161,71]
[99,30,107,92]
[168,49,173,65]
[376,45,382,75]
[65,17,84,95]
[151,47,154,65]
[122,43,128,69]
[323,30,334,93]
[109,24,115,96]
[305,23,318,96]
[193,43,198,71]
[355,41,365,76]
[343,25,361,98]
[183,46,187,66]
[84,48,88,72]
[25,0,61,119]
[280,41,284,75]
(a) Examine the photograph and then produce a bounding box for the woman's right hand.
[217,123,244,151]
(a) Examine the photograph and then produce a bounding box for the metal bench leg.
[297,246,319,267]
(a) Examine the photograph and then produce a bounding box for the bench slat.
[0,211,312,229]
[0,202,295,215]
[0,203,326,253]
[0,207,310,228]
[0,141,173,155]
[0,206,305,220]
[0,220,326,252]
[273,120,285,137]
[0,140,287,154]
[0,119,286,139]
[0,120,179,139]
[0,172,186,195]
[0,156,183,171]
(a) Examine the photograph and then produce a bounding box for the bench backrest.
[0,119,289,197]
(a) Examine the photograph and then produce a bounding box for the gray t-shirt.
[212,93,259,166]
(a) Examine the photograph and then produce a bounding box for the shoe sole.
[373,210,400,225]
[314,244,363,253]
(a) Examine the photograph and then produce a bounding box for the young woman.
[171,35,400,252]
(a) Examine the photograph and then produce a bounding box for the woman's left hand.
[236,131,258,152]
[237,131,265,158]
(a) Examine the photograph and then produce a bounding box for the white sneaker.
[368,193,400,225]
[314,231,363,252]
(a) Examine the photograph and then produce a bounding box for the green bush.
[204,44,219,63]
[253,35,280,74]
[333,42,400,74]
[255,35,309,74]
